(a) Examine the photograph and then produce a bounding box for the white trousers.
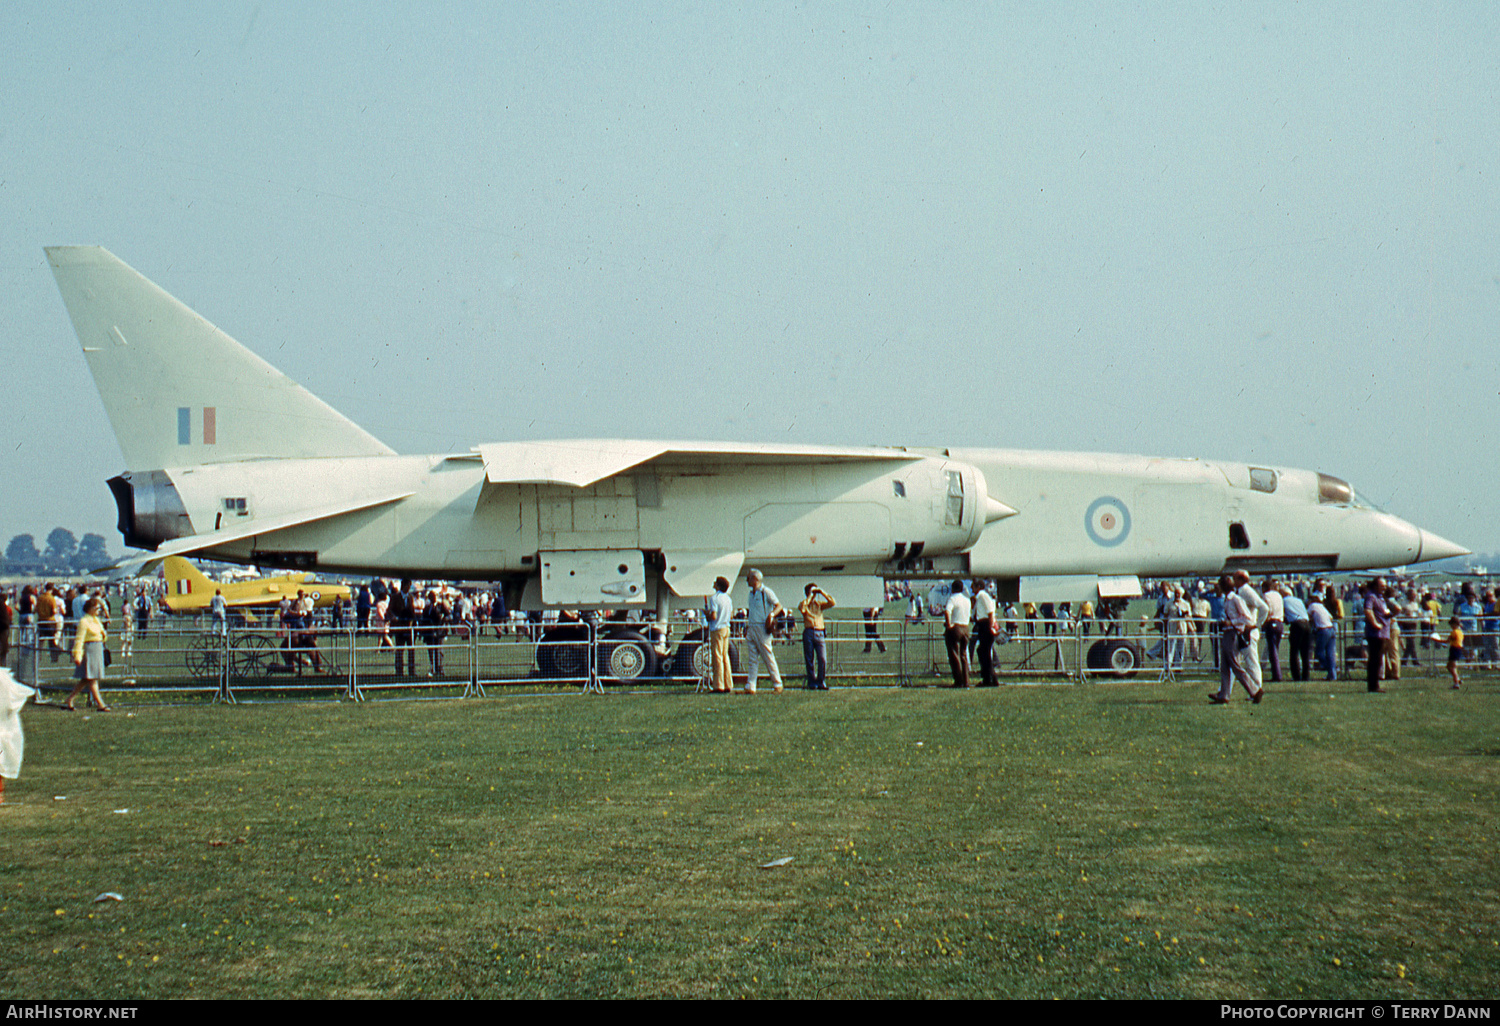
[745,625,781,691]
[1218,626,1260,700]
[1244,628,1263,690]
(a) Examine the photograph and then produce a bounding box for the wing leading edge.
[470,440,920,488]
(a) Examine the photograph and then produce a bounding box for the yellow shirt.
[798,596,833,630]
[72,614,107,660]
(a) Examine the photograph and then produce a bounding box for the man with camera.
[797,583,836,690]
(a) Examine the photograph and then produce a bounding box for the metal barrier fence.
[3,620,752,701]
[2,613,1491,701]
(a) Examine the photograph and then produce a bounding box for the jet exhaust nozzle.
[107,470,193,550]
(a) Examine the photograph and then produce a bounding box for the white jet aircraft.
[46,246,1467,671]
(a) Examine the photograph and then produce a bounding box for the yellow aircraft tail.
[163,556,213,602]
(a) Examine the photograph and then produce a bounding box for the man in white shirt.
[1233,570,1271,692]
[1261,578,1286,682]
[210,589,227,635]
[972,580,999,687]
[944,580,973,688]
[1214,574,1265,704]
[1191,591,1212,663]
[1163,584,1191,669]
[1308,590,1337,680]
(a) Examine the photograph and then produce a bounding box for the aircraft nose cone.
[983,496,1018,524]
[1418,530,1470,564]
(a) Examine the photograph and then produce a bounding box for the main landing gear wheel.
[1087,639,1142,677]
[672,628,740,679]
[536,623,590,680]
[598,630,658,683]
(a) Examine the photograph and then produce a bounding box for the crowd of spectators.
[3,570,1497,686]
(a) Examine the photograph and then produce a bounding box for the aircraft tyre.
[672,628,740,679]
[598,630,658,683]
[536,623,590,679]
[534,625,659,682]
[1087,639,1142,677]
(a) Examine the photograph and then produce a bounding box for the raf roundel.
[1084,496,1131,548]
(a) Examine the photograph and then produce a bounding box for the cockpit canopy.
[1317,473,1351,504]
[1317,473,1383,511]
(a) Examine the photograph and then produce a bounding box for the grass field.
[3,671,1497,999]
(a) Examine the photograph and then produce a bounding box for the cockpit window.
[945,471,963,526]
[1249,468,1277,493]
[1317,473,1384,511]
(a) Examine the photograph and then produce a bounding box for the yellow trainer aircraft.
[161,556,352,614]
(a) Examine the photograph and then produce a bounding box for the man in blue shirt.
[1455,585,1482,637]
[1281,585,1311,681]
[1206,588,1225,668]
[704,576,734,693]
[743,569,785,694]
[1481,589,1498,666]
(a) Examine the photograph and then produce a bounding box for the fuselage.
[110,444,1459,603]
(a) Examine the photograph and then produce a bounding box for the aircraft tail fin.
[162,556,211,598]
[46,246,394,469]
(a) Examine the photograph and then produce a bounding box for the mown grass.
[2,672,1496,999]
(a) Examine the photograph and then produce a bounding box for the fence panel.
[4,604,1495,703]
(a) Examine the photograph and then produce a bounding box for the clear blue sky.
[2,2,1495,557]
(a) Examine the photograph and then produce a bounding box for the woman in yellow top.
[66,598,112,712]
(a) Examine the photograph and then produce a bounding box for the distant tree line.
[3,528,113,575]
